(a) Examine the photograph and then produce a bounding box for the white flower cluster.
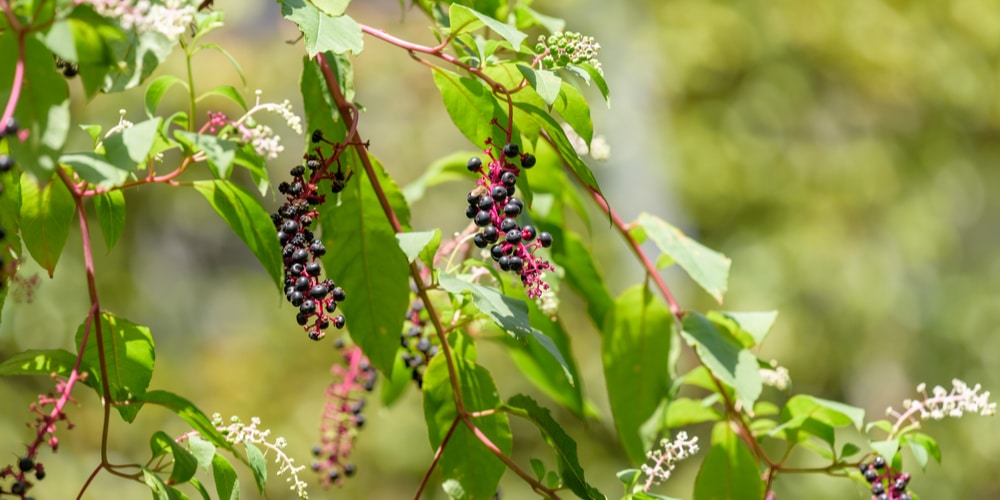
[640,431,700,492]
[80,0,197,42]
[887,379,996,431]
[560,123,610,160]
[228,90,305,160]
[759,361,791,391]
[211,413,310,499]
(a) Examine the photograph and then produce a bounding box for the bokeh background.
[2,0,999,498]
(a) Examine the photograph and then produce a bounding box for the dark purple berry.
[499,218,518,232]
[871,482,885,495]
[282,220,299,234]
[344,463,356,476]
[332,287,346,302]
[306,261,322,276]
[290,263,304,275]
[307,159,321,170]
[11,481,25,495]
[328,470,340,481]
[501,171,517,187]
[417,337,430,352]
[2,117,18,135]
[474,210,492,227]
[310,241,326,256]
[333,316,346,329]
[538,232,553,248]
[503,143,519,158]
[310,284,329,299]
[0,155,15,173]
[477,195,494,210]
[467,191,479,205]
[491,185,508,201]
[300,300,316,314]
[521,153,536,168]
[465,205,478,218]
[864,468,878,483]
[508,256,523,271]
[355,414,366,428]
[482,225,499,242]
[308,330,322,340]
[503,202,521,217]
[899,494,911,500]
[295,276,310,291]
[296,312,309,325]
[467,157,482,172]
[326,301,338,313]
[292,248,309,263]
[506,229,521,244]
[490,245,503,261]
[858,463,868,474]
[498,255,511,271]
[474,233,487,248]
[18,456,34,472]
[290,291,305,307]
[311,129,323,143]
[278,231,289,245]
[35,469,45,480]
[873,456,886,469]
[290,165,306,177]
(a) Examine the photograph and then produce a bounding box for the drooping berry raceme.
[464,141,554,298]
[273,157,348,341]
[398,294,438,387]
[312,344,376,487]
[858,455,912,500]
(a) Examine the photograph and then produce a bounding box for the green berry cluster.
[535,32,603,74]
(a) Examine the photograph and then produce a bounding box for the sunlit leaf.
[19,173,76,277]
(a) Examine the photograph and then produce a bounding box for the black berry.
[18,456,34,472]
[290,291,305,307]
[2,117,18,135]
[491,185,508,201]
[508,256,523,271]
[325,301,338,313]
[477,195,494,210]
[290,165,306,177]
[474,210,492,227]
[300,300,316,314]
[295,276,311,291]
[521,226,537,241]
[310,284,329,299]
[503,202,521,217]
[864,468,878,483]
[490,245,503,261]
[506,229,521,244]
[482,225,499,242]
[344,463,356,477]
[0,155,15,173]
[467,191,479,205]
[873,456,886,469]
[465,205,478,219]
[871,482,885,495]
[521,153,536,168]
[474,233,487,248]
[538,232,553,248]
[333,316,346,329]
[332,287,346,302]
[306,261,322,276]
[503,143,519,158]
[467,157,482,172]
[291,248,309,264]
[498,255,511,271]
[311,129,323,143]
[501,171,517,187]
[310,241,326,256]
[499,218,518,232]
[282,220,299,234]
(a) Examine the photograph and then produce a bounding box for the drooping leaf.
[104,117,162,171]
[396,230,438,263]
[432,68,508,150]
[192,180,283,291]
[195,84,248,111]
[602,285,677,463]
[60,152,130,189]
[1,34,71,178]
[134,390,237,457]
[903,432,941,470]
[41,5,122,98]
[94,190,126,252]
[569,62,610,106]
[244,442,267,494]
[553,81,594,146]
[144,75,188,117]
[150,431,199,484]
[211,453,239,500]
[516,101,604,199]
[75,312,155,422]
[19,173,76,277]
[104,29,178,93]
[423,353,510,500]
[665,397,724,428]
[517,66,562,107]
[449,4,527,49]
[505,394,604,499]
[680,313,762,409]
[693,425,763,500]
[142,469,187,500]
[0,349,77,377]
[716,311,779,347]
[280,0,363,56]
[636,213,731,303]
[187,435,216,470]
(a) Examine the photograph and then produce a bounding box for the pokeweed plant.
[0,1,994,499]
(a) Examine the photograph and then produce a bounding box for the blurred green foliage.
[2,0,999,499]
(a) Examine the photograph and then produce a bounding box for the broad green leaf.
[381,348,413,407]
[142,469,187,500]
[177,132,238,179]
[310,0,350,16]
[300,54,347,145]
[319,154,410,374]
[482,63,544,144]
[418,229,442,271]
[665,397,724,428]
[212,453,239,500]
[0,349,77,377]
[19,173,76,277]
[439,273,532,339]
[552,230,612,327]
[515,101,604,199]
[505,394,604,499]
[602,285,677,464]
[449,4,527,49]
[432,68,508,150]
[0,165,21,321]
[396,230,437,263]
[94,190,126,252]
[244,442,267,494]
[423,353,510,500]
[680,312,761,409]
[513,5,565,33]
[60,152,131,188]
[192,180,283,291]
[150,431,199,484]
[187,435,216,470]
[105,30,177,93]
[553,81,593,146]
[693,425,763,500]
[1,34,71,178]
[232,145,271,195]
[189,478,212,500]
[62,4,124,97]
[195,84,248,111]
[903,433,941,470]
[840,442,861,458]
[869,439,900,463]
[637,213,731,303]
[75,312,155,422]
[191,10,226,44]
[781,395,865,430]
[717,311,778,346]
[144,75,187,117]
[569,63,610,106]
[517,66,562,107]
[280,0,363,56]
[134,390,238,457]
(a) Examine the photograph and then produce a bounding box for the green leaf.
[637,213,731,303]
[142,469,187,500]
[134,390,237,456]
[553,82,593,146]
[1,34,71,178]
[570,63,610,106]
[60,152,130,189]
[449,4,527,49]
[310,0,350,16]
[423,354,510,500]
[432,68,508,149]
[150,431,199,484]
[319,155,410,374]
[0,165,21,321]
[244,442,267,494]
[513,5,565,33]
[680,312,762,409]
[144,75,187,117]
[602,285,677,464]
[505,394,604,499]
[717,311,778,346]
[192,180,283,291]
[869,439,900,463]
[396,230,437,263]
[280,0,363,56]
[94,190,126,252]
[195,43,247,88]
[782,395,865,430]
[665,397,724,428]
[840,442,861,459]
[189,478,212,500]
[0,349,77,377]
[19,173,76,277]
[903,433,941,470]
[516,101,604,199]
[187,435,216,470]
[439,273,532,339]
[516,66,562,107]
[103,117,162,171]
[75,312,155,422]
[176,132,238,179]
[402,150,482,204]
[105,30,178,93]
[693,425,764,500]
[232,144,271,195]
[59,5,124,97]
[196,84,248,111]
[556,230,612,326]
[212,453,239,500]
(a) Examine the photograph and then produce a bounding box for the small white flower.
[639,431,699,492]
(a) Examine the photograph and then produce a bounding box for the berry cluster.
[859,455,912,500]
[54,57,78,78]
[398,296,438,387]
[0,455,45,499]
[465,142,554,298]
[312,344,376,487]
[272,160,346,341]
[1,118,19,293]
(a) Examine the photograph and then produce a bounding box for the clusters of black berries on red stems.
[0,118,19,294]
[465,140,554,298]
[399,294,438,387]
[272,130,354,341]
[311,343,376,487]
[859,455,912,500]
